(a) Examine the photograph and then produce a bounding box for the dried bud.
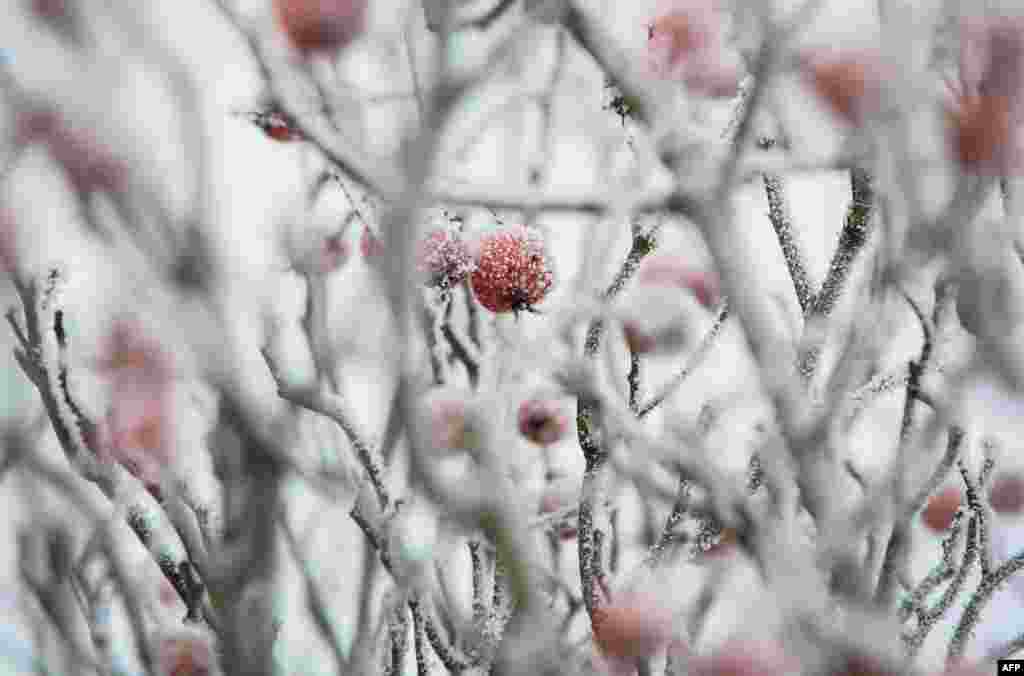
[922,486,961,532]
[517,399,569,447]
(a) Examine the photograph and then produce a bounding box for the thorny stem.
[947,535,1024,662]
[759,138,812,314]
[798,167,874,380]
[875,284,955,606]
[577,227,658,619]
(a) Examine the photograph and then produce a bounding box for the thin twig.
[638,302,730,419]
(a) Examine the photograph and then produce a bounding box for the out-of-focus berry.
[593,592,674,661]
[989,472,1024,514]
[646,0,744,98]
[517,399,569,447]
[157,630,213,676]
[616,284,700,355]
[691,639,796,676]
[922,486,961,532]
[637,255,719,307]
[360,226,385,259]
[95,321,175,488]
[419,387,476,453]
[17,107,127,194]
[274,0,368,55]
[470,226,555,314]
[801,51,883,125]
[947,18,1024,174]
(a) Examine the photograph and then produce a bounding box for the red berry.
[261,113,301,142]
[989,472,1024,514]
[416,226,475,289]
[922,486,961,532]
[517,399,569,447]
[470,226,554,314]
[274,0,367,55]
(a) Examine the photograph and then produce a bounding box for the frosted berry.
[360,226,385,258]
[274,0,368,55]
[989,472,1024,514]
[470,226,554,314]
[416,226,475,289]
[922,486,961,532]
[517,399,569,447]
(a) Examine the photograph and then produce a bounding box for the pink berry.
[416,226,475,289]
[989,472,1024,514]
[470,226,554,314]
[517,399,569,447]
[274,0,368,55]
[360,226,385,258]
[296,232,349,275]
[646,0,744,97]
[18,107,127,194]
